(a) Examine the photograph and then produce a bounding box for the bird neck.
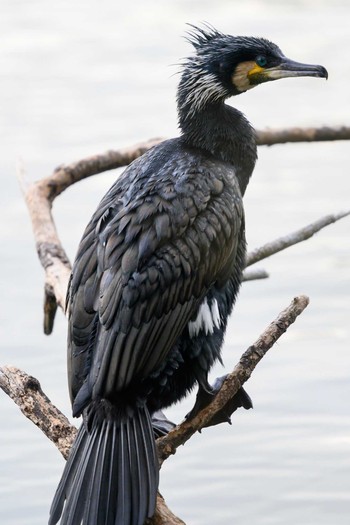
[178,102,257,196]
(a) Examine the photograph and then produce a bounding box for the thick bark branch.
[246,210,350,267]
[145,494,186,525]
[0,365,76,459]
[0,365,182,524]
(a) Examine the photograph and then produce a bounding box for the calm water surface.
[0,1,349,524]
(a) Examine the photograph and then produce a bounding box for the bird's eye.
[256,55,267,67]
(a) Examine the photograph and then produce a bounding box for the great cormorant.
[49,26,327,525]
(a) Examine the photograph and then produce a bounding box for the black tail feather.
[48,425,87,524]
[49,405,158,525]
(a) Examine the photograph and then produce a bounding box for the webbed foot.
[186,375,253,427]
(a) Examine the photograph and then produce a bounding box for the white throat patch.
[188,298,221,338]
[232,60,257,92]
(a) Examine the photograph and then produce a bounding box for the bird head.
[178,25,328,114]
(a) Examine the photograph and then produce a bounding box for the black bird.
[49,26,327,525]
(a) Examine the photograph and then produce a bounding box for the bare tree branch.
[1,296,310,465]
[0,365,183,524]
[242,268,269,281]
[157,294,309,463]
[19,124,349,332]
[256,125,350,146]
[6,123,346,523]
[145,494,186,525]
[246,210,350,267]
[47,138,164,197]
[0,294,309,523]
[24,178,71,331]
[22,138,163,333]
[0,365,76,459]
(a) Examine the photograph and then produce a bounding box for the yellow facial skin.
[232,61,267,92]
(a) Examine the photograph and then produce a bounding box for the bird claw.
[186,375,253,428]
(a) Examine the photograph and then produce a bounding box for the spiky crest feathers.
[185,24,283,58]
[185,23,225,50]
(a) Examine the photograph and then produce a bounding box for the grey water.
[0,1,349,524]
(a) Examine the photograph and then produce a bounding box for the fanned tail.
[49,404,158,525]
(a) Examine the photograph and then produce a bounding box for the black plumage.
[49,25,327,525]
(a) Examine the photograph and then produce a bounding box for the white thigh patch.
[188,298,221,338]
